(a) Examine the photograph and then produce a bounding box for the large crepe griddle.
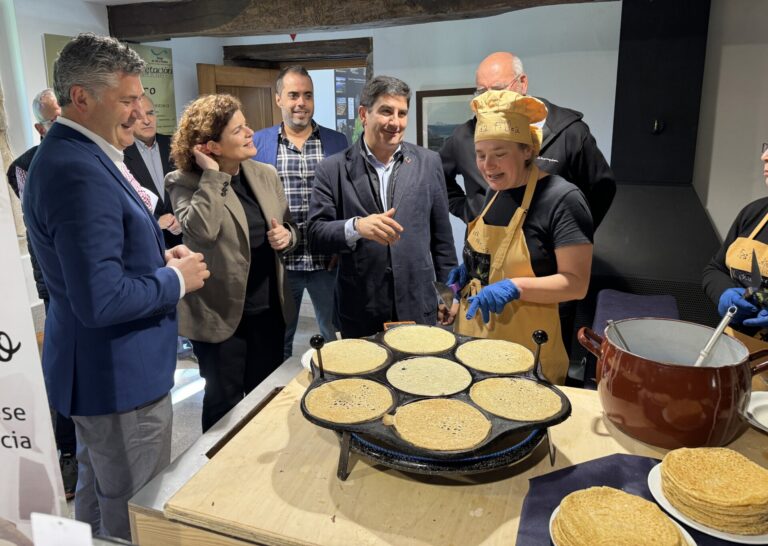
[300,326,571,480]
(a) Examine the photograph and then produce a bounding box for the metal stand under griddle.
[334,427,558,481]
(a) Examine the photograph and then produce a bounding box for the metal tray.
[300,329,572,462]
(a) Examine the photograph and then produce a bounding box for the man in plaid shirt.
[253,66,348,357]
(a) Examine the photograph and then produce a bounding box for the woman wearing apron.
[703,142,768,390]
[448,91,594,385]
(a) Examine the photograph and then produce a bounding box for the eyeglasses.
[474,74,523,97]
[763,142,768,154]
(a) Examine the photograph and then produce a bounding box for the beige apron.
[455,167,569,384]
[724,212,768,391]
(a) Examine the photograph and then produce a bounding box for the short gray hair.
[511,55,525,78]
[32,89,56,123]
[53,33,145,107]
[360,76,411,110]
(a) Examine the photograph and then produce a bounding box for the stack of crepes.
[661,447,768,535]
[551,486,685,545]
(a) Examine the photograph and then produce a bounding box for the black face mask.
[463,244,491,286]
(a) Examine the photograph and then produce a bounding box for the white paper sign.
[0,156,67,541]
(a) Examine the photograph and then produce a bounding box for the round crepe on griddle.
[470,377,562,421]
[386,357,472,396]
[391,398,491,451]
[661,447,768,535]
[552,487,684,546]
[383,325,456,354]
[312,339,389,375]
[455,339,534,374]
[304,378,393,424]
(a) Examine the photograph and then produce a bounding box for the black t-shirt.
[703,196,768,305]
[231,173,278,314]
[480,174,593,277]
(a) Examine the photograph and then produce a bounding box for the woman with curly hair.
[167,94,297,431]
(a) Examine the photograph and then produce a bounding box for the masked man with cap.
[449,91,593,384]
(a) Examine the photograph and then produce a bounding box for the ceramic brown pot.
[577,318,768,449]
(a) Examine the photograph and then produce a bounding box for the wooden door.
[197,64,282,131]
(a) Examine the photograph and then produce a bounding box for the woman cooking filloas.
[447,91,594,385]
[167,94,298,431]
[703,143,768,386]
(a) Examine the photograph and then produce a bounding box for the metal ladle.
[693,305,737,367]
[607,319,631,352]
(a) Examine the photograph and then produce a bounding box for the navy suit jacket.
[23,122,180,417]
[308,140,457,337]
[252,123,348,166]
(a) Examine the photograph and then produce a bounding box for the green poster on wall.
[43,34,177,134]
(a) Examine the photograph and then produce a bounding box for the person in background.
[308,75,457,338]
[449,90,593,385]
[252,66,348,358]
[703,142,768,389]
[124,95,182,248]
[6,89,77,500]
[124,95,194,358]
[167,94,297,432]
[23,33,209,539]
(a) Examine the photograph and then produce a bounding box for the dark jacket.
[252,123,348,166]
[308,140,457,337]
[123,133,181,248]
[24,122,179,416]
[440,98,615,228]
[7,145,48,302]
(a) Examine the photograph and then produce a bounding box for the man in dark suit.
[308,75,457,338]
[123,95,182,248]
[23,33,209,540]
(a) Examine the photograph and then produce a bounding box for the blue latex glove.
[743,309,768,328]
[446,263,469,292]
[718,287,757,324]
[466,279,520,323]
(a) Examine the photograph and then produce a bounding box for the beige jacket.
[166,160,297,343]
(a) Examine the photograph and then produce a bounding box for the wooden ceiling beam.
[109,0,609,43]
[224,38,372,66]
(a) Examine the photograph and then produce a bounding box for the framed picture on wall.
[416,88,475,151]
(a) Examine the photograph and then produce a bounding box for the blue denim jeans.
[284,268,337,358]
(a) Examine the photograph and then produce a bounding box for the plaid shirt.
[276,122,330,271]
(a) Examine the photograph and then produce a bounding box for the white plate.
[549,502,696,546]
[300,348,313,370]
[648,463,768,544]
[747,392,768,433]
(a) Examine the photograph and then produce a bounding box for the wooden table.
[130,370,768,546]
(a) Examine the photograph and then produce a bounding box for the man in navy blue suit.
[23,33,209,540]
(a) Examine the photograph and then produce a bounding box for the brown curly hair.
[171,94,243,172]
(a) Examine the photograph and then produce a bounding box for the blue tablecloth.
[516,453,733,545]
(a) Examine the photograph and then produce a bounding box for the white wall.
[308,69,336,130]
[222,2,622,160]
[693,0,768,239]
[5,0,109,156]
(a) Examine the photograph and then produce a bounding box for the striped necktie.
[117,161,153,211]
